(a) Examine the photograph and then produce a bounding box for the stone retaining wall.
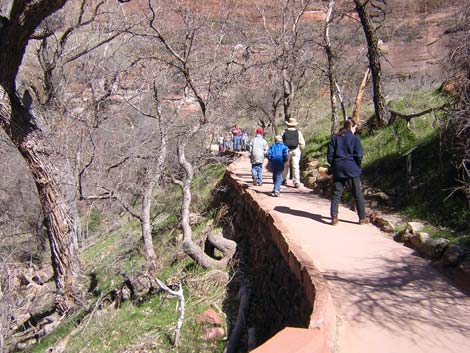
[220,170,336,352]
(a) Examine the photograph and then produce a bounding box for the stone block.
[251,327,328,353]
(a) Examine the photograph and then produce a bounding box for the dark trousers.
[330,177,366,220]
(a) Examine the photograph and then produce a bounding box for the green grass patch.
[81,227,144,295]
[86,208,104,234]
[191,164,226,211]
[303,131,331,162]
[63,298,176,353]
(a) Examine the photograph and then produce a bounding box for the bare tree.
[446,0,470,207]
[0,0,80,314]
[252,0,318,123]
[354,0,391,127]
[141,0,237,269]
[323,0,342,134]
[89,82,171,274]
[0,0,129,313]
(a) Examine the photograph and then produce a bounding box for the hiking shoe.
[252,179,257,186]
[282,180,287,186]
[294,183,300,189]
[359,218,369,225]
[331,216,338,226]
[257,181,263,186]
[274,192,280,197]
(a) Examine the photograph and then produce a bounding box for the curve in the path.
[227,154,470,353]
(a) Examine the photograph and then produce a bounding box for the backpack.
[283,130,299,149]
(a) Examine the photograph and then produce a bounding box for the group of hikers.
[243,117,368,226]
[218,124,249,152]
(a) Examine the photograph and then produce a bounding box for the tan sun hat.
[286,117,298,127]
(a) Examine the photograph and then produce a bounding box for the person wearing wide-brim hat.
[282,117,305,188]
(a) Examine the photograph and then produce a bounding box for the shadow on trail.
[274,206,332,225]
[323,253,470,342]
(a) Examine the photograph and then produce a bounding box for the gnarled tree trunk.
[0,96,80,313]
[175,140,236,269]
[0,0,79,313]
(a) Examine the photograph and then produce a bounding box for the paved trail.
[229,154,470,353]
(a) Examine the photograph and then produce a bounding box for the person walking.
[282,117,305,188]
[267,135,289,197]
[241,130,249,151]
[217,134,225,153]
[231,124,242,151]
[225,132,233,151]
[327,118,368,225]
[248,127,269,186]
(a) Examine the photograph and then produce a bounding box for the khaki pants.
[282,147,301,185]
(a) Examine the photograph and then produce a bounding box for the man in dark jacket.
[327,119,368,225]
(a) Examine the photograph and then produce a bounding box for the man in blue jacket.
[327,119,368,225]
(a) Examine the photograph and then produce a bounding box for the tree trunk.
[141,182,158,273]
[324,1,339,135]
[0,0,77,313]
[176,142,235,269]
[1,96,79,313]
[282,68,292,121]
[326,44,338,135]
[352,68,371,124]
[139,84,167,273]
[354,0,391,127]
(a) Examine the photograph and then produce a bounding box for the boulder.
[394,228,411,243]
[305,159,320,169]
[374,191,390,201]
[369,212,395,233]
[407,221,425,234]
[201,327,225,341]
[408,232,430,251]
[455,259,470,294]
[442,245,467,267]
[196,308,223,326]
[422,238,450,259]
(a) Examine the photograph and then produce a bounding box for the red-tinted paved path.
[229,154,470,353]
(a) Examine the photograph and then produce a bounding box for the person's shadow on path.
[274,206,358,225]
[274,206,330,225]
